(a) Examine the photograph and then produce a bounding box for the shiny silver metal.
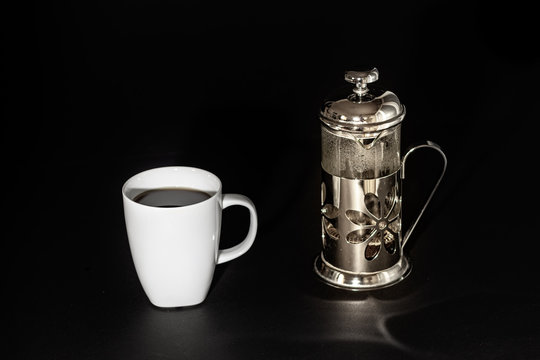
[345,69,379,96]
[401,141,448,247]
[314,256,410,291]
[344,69,379,85]
[320,169,402,274]
[315,69,447,290]
[315,143,446,290]
[320,68,405,133]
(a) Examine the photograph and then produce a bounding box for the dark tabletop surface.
[7,1,540,359]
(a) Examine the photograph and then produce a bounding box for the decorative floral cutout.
[321,179,401,261]
[322,217,340,241]
[322,204,339,219]
[346,188,400,260]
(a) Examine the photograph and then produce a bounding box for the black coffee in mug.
[133,188,211,208]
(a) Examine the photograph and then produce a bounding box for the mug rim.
[122,166,222,209]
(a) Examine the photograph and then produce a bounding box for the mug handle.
[217,194,258,264]
[401,141,448,248]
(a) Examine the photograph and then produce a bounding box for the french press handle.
[401,141,448,247]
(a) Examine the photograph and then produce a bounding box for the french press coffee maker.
[315,68,447,290]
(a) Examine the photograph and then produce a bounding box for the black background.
[6,1,540,359]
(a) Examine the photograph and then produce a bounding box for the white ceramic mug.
[122,166,258,307]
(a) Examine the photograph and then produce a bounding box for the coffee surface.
[133,188,211,208]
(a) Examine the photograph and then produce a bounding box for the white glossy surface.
[122,166,257,307]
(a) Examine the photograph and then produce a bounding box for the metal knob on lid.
[345,68,379,96]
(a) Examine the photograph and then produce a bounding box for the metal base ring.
[314,254,411,291]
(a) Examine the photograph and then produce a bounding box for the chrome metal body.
[320,169,403,274]
[315,141,447,290]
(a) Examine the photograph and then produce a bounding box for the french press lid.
[320,68,405,133]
